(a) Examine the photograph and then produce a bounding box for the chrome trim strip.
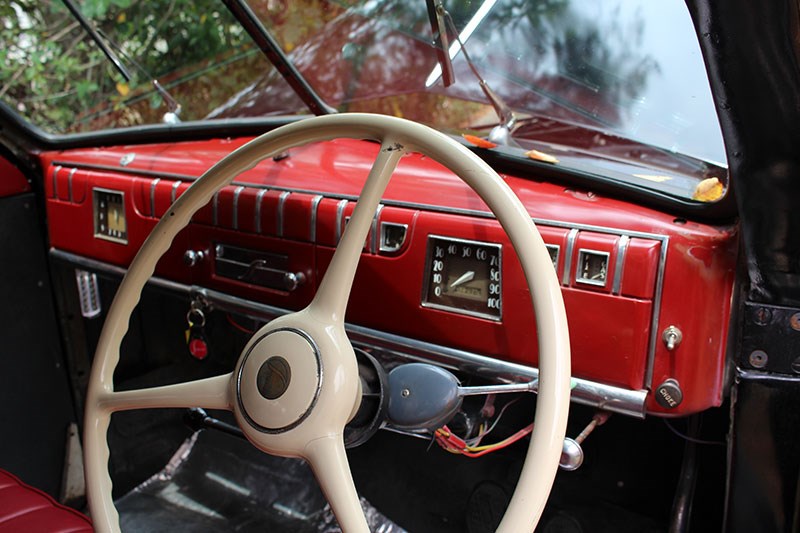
[149,178,160,217]
[254,188,268,234]
[309,194,323,243]
[212,191,220,226]
[645,240,669,388]
[67,168,77,202]
[276,191,290,237]
[370,204,384,254]
[48,248,649,418]
[170,180,181,204]
[334,199,348,243]
[232,186,245,230]
[612,235,630,295]
[52,165,62,199]
[562,228,579,285]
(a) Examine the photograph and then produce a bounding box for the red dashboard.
[40,136,738,417]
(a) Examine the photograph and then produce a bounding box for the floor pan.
[115,429,404,532]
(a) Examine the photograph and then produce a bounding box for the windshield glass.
[0,0,726,201]
[244,0,725,166]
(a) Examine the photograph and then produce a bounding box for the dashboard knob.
[283,271,306,292]
[655,378,683,409]
[183,250,205,267]
[560,438,584,471]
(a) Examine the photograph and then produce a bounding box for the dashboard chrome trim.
[232,186,244,230]
[52,165,62,199]
[612,235,630,295]
[254,188,268,234]
[309,194,323,243]
[50,248,648,419]
[562,228,579,285]
[370,204,384,254]
[334,199,347,243]
[67,167,77,202]
[171,180,181,204]
[149,178,159,217]
[276,190,290,237]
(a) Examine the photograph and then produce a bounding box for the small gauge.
[422,236,502,321]
[576,249,609,286]
[93,188,128,244]
[546,244,560,270]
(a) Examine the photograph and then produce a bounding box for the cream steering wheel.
[83,113,571,532]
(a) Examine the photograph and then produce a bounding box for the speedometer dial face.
[422,236,502,321]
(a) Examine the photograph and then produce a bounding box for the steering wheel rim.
[83,113,571,532]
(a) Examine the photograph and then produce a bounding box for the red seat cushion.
[0,470,92,532]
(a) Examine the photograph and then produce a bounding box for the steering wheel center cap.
[235,328,322,433]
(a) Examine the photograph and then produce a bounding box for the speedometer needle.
[449,270,475,289]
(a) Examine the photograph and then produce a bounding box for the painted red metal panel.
[314,197,344,247]
[235,187,259,234]
[0,157,30,197]
[623,238,661,299]
[283,192,315,242]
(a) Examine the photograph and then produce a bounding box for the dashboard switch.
[655,378,683,409]
[183,250,205,267]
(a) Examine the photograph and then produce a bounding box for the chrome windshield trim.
[49,248,649,419]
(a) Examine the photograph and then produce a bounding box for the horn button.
[235,328,322,434]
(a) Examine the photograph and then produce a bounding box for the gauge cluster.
[421,236,502,321]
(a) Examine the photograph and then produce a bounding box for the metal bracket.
[740,301,800,375]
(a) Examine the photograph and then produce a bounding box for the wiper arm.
[60,0,182,123]
[425,0,455,87]
[438,4,517,146]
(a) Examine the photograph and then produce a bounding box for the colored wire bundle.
[434,423,533,458]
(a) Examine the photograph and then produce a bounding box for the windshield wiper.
[428,2,517,147]
[60,0,183,124]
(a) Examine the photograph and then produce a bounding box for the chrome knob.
[183,250,205,267]
[283,271,306,292]
[560,438,584,471]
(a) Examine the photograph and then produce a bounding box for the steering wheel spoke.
[304,434,369,533]
[310,139,404,322]
[97,372,233,413]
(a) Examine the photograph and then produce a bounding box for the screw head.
[401,388,411,398]
[790,313,800,332]
[749,350,768,369]
[753,307,772,326]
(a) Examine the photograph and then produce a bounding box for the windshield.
[0,0,726,201]
[244,0,726,167]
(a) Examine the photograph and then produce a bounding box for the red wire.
[226,314,255,334]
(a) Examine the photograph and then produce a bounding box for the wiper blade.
[60,0,183,123]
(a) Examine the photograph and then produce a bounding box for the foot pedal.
[75,269,101,318]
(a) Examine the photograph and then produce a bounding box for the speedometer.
[421,236,502,321]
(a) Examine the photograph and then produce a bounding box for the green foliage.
[0,0,265,133]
